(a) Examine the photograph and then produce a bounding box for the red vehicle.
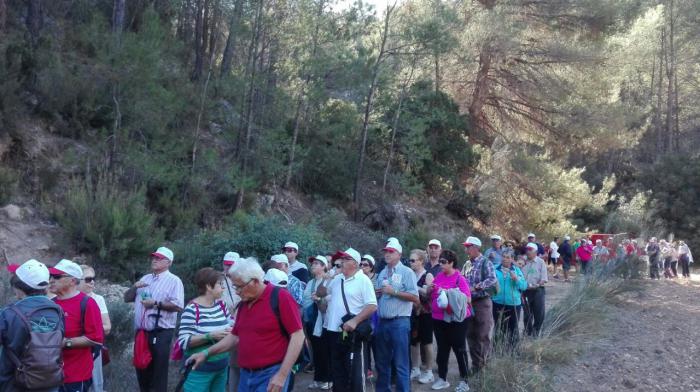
[588,233,630,259]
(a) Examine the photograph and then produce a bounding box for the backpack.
[480,258,500,297]
[5,303,65,389]
[270,286,288,339]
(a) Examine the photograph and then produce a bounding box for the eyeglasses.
[50,274,70,280]
[234,279,254,292]
[438,259,449,265]
[83,277,95,283]
[283,248,297,253]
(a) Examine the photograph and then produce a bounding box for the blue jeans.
[239,364,289,392]
[375,317,410,392]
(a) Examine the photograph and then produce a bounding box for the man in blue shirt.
[374,238,419,392]
[484,235,505,268]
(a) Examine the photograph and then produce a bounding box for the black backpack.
[5,303,65,389]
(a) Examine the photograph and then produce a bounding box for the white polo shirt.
[324,270,377,332]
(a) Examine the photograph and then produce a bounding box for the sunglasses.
[83,277,95,283]
[438,259,450,265]
[283,248,297,253]
[334,263,342,268]
[50,274,70,280]
[360,263,371,267]
[428,245,440,249]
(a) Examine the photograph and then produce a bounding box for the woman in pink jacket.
[426,250,472,392]
[576,239,593,275]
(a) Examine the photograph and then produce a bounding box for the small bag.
[340,280,372,341]
[437,290,448,309]
[133,311,152,369]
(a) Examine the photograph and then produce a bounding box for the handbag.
[133,311,152,370]
[101,347,111,366]
[340,279,372,341]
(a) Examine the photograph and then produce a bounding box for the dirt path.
[551,274,700,392]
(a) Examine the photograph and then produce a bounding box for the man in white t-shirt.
[325,248,377,392]
[549,237,560,279]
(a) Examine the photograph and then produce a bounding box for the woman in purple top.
[426,250,472,392]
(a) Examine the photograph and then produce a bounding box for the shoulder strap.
[194,302,200,325]
[270,287,289,339]
[80,295,89,335]
[340,279,351,315]
[218,300,228,318]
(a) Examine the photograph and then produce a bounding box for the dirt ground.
[551,274,700,392]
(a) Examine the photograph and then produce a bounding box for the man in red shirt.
[49,259,104,392]
[189,258,305,392]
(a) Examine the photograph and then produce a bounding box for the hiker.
[221,252,241,392]
[484,235,504,268]
[425,239,443,277]
[123,246,185,392]
[78,265,111,392]
[359,254,378,380]
[427,249,471,392]
[177,268,233,392]
[526,233,546,258]
[593,239,610,266]
[271,254,306,306]
[303,256,332,390]
[325,248,377,392]
[678,241,693,278]
[670,241,679,278]
[549,237,560,279]
[645,238,661,280]
[188,258,305,392]
[464,236,496,373]
[521,243,548,337]
[1,260,65,392]
[559,236,573,282]
[576,239,593,275]
[284,242,310,283]
[374,238,419,392]
[491,249,526,350]
[50,259,105,392]
[660,240,673,279]
[408,250,435,385]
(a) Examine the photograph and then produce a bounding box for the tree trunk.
[655,29,665,156]
[352,2,395,220]
[26,0,43,47]
[0,0,7,33]
[220,0,245,77]
[469,43,494,146]
[191,0,207,81]
[665,0,675,153]
[383,61,416,192]
[112,0,126,36]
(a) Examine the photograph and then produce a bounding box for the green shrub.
[104,299,134,358]
[0,166,19,205]
[53,178,163,281]
[172,214,331,298]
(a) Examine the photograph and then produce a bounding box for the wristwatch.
[65,338,73,348]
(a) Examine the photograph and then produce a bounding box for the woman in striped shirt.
[178,268,234,392]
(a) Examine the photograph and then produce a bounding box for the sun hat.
[8,259,50,289]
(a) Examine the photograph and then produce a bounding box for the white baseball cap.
[527,233,536,238]
[8,259,50,289]
[383,238,403,254]
[264,268,288,287]
[526,242,538,251]
[334,248,361,263]
[271,254,289,265]
[283,242,299,251]
[152,247,174,262]
[564,235,571,241]
[223,252,241,266]
[49,259,83,279]
[463,236,482,248]
[428,239,442,247]
[490,234,502,241]
[361,254,376,265]
[308,255,328,267]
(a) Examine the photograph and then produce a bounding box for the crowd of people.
[0,233,694,392]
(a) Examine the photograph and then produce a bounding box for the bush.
[172,213,331,298]
[104,299,134,358]
[53,177,163,281]
[0,166,18,205]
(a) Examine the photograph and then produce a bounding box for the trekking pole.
[175,361,194,392]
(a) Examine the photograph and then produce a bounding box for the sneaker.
[419,370,434,384]
[319,382,331,390]
[431,378,450,390]
[410,367,422,380]
[308,381,320,389]
[455,380,470,392]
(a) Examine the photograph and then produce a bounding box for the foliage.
[103,299,134,358]
[52,177,162,281]
[0,167,18,206]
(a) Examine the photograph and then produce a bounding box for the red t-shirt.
[54,292,105,383]
[232,284,302,369]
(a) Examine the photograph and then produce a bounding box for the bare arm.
[267,329,305,392]
[101,313,111,336]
